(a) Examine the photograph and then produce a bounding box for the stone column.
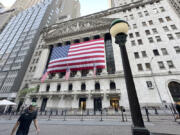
[72,95,78,109]
[86,95,93,109]
[33,46,51,79]
[102,94,109,109]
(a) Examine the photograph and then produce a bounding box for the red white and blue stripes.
[47,38,105,74]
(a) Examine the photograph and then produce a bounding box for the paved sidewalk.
[0,119,180,135]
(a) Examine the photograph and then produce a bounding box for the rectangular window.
[142,22,147,26]
[145,30,151,35]
[158,61,165,69]
[155,36,162,42]
[130,14,134,20]
[142,51,147,57]
[144,10,149,16]
[133,24,137,29]
[134,52,140,59]
[138,12,143,17]
[175,32,180,39]
[174,46,180,53]
[153,49,160,56]
[149,20,153,25]
[135,32,140,37]
[163,26,169,32]
[148,37,154,43]
[161,48,168,55]
[159,7,165,12]
[152,28,158,34]
[131,40,136,46]
[145,63,151,70]
[167,34,174,40]
[167,60,175,68]
[129,33,134,38]
[166,16,172,21]
[137,39,143,45]
[170,25,177,30]
[159,18,164,23]
[137,64,143,71]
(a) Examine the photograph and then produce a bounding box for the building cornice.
[43,18,115,44]
[31,71,180,84]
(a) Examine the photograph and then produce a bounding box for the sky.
[79,0,109,16]
[0,0,15,8]
[0,0,109,16]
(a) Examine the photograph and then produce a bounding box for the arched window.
[110,82,116,90]
[168,81,180,102]
[57,84,61,92]
[68,83,73,91]
[95,82,100,90]
[46,84,50,92]
[81,83,86,91]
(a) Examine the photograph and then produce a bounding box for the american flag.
[65,67,70,80]
[47,38,105,74]
[41,71,48,83]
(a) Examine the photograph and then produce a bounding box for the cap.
[30,102,37,107]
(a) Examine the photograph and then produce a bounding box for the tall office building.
[0,0,67,101]
[0,3,5,13]
[56,0,80,22]
[110,0,140,7]
[11,0,43,11]
[169,0,180,16]
[25,0,180,112]
[0,0,43,35]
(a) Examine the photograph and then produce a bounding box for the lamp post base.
[132,126,150,135]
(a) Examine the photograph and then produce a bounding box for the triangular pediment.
[43,18,115,42]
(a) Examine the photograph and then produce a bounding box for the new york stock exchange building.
[23,0,180,112]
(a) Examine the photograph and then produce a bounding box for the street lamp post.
[110,19,150,135]
[149,57,163,104]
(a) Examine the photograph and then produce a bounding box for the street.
[0,118,180,135]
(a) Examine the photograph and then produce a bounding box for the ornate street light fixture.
[110,19,150,135]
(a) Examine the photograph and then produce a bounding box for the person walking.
[11,102,40,135]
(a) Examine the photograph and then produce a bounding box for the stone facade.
[25,0,180,111]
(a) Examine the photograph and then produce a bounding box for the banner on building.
[46,38,105,75]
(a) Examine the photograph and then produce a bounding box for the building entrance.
[110,97,119,111]
[40,98,48,112]
[168,81,180,102]
[79,98,86,110]
[94,98,102,111]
